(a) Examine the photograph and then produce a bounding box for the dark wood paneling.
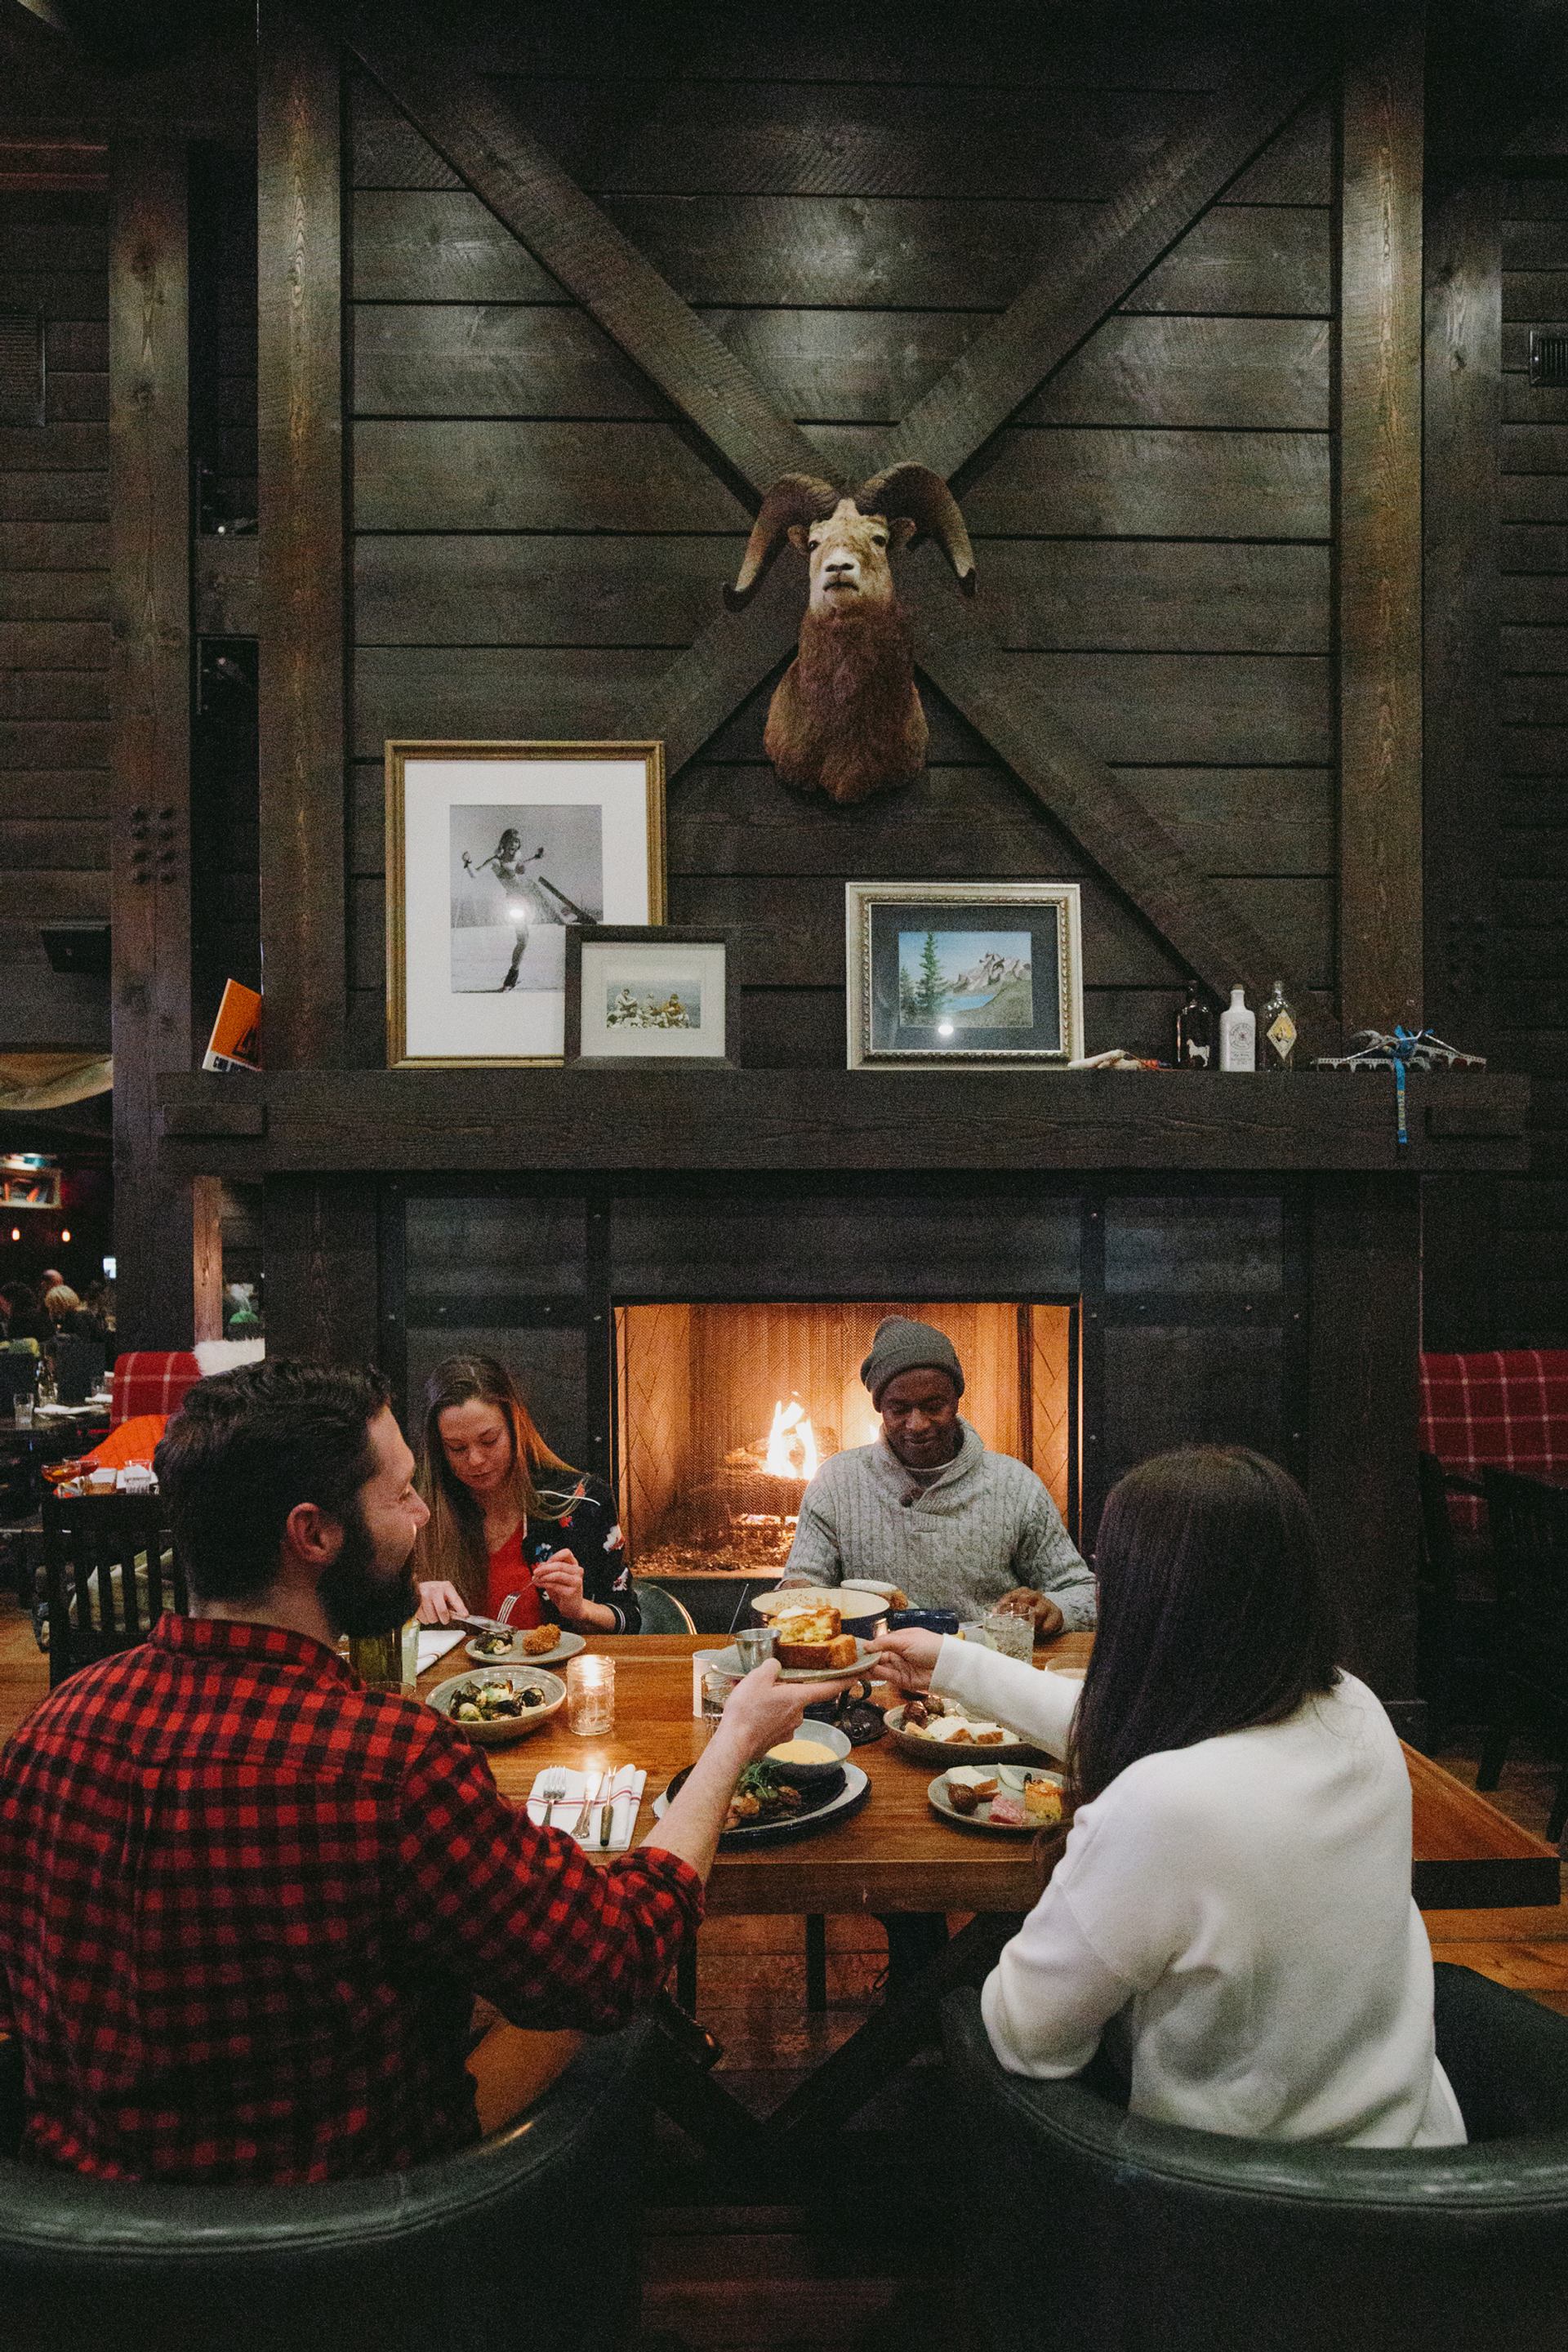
[0,771,108,820]
[1339,12,1424,1032]
[353,420,752,532]
[258,3,347,1067]
[109,136,195,1350]
[0,569,109,618]
[1308,1174,1421,1695]
[958,428,1329,540]
[352,536,1329,657]
[353,643,678,752]
[1022,314,1331,430]
[0,470,108,520]
[262,1174,381,1364]
[1424,177,1499,1060]
[0,622,109,669]
[350,189,1330,314]
[0,520,107,568]
[0,968,110,1049]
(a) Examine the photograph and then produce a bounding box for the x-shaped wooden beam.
[345,5,1338,1025]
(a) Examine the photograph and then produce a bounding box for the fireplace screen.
[616,1300,1076,1579]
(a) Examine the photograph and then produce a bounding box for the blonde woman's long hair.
[414,1355,581,1610]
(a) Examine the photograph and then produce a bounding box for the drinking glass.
[984,1609,1037,1663]
[567,1653,616,1735]
[12,1394,33,1428]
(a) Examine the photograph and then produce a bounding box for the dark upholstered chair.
[630,1577,697,1633]
[0,2017,653,2352]
[1477,1464,1568,1838]
[942,1967,1568,2352]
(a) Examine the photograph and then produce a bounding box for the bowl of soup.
[763,1721,851,1784]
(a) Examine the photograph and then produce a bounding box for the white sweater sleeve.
[931,1636,1080,1760]
[982,1885,1135,2078]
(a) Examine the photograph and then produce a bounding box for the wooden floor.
[1,1597,1562,2346]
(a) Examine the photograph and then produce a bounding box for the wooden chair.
[1477,1466,1568,1841]
[41,1493,187,1690]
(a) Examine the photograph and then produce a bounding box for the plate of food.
[750,1583,906,1628]
[929,1765,1067,1834]
[717,1600,878,1682]
[885,1695,1043,1764]
[655,1752,870,1846]
[465,1624,586,1667]
[426,1665,566,1745]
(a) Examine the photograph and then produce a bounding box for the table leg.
[763,1912,1020,2147]
[646,1993,764,2161]
[804,1913,827,2014]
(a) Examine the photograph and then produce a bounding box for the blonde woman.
[413,1354,640,1633]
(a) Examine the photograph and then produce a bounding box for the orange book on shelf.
[203,980,261,1073]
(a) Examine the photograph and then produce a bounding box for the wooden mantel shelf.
[156,1068,1530,1178]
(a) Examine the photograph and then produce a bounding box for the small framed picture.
[385,741,666,1067]
[565,927,741,1065]
[846,882,1084,1069]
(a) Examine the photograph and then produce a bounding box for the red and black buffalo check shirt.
[0,1615,702,2183]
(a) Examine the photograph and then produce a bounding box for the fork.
[532,1766,570,1826]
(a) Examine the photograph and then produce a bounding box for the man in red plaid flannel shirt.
[0,1360,826,2183]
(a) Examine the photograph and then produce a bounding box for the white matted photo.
[385,743,665,1066]
[566,929,739,1063]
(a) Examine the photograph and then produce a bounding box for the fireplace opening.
[615,1300,1078,1580]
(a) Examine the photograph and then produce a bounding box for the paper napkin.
[526,1767,645,1854]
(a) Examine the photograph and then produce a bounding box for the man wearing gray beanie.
[782,1316,1095,1637]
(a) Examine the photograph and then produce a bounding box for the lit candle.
[567,1652,615,1736]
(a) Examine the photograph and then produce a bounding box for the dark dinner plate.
[660,1761,870,1847]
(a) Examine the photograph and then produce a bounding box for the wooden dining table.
[419,1627,1560,2150]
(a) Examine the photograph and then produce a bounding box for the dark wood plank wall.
[0,186,110,1013]
[1495,174,1568,1341]
[344,3,1337,1068]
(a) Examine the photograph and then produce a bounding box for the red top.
[0,1614,702,2182]
[486,1523,543,1625]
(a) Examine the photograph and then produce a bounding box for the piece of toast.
[776,1628,859,1671]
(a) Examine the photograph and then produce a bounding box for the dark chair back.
[53,1334,106,1405]
[1484,1464,1568,1636]
[41,1493,185,1688]
[0,1351,38,1413]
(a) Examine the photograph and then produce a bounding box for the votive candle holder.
[567,1652,616,1735]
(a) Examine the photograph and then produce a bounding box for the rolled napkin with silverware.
[525,1766,645,1851]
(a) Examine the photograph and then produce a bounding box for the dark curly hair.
[154,1360,392,1602]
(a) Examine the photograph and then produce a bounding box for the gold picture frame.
[385,741,666,1067]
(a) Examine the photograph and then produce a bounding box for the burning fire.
[763,1397,820,1481]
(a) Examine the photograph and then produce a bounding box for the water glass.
[956,1621,996,1648]
[567,1653,616,1735]
[12,1394,33,1428]
[984,1609,1037,1663]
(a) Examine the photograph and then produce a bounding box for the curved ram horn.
[724,473,839,611]
[856,461,977,594]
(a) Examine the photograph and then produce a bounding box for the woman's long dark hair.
[1068,1446,1341,1807]
[414,1354,580,1610]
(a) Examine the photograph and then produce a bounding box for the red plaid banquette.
[109,1351,202,1428]
[1419,1349,1568,1539]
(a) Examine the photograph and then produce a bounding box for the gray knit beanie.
[859,1316,964,1405]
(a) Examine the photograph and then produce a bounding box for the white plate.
[653,1760,870,1842]
[464,1626,586,1668]
[751,1584,890,1625]
[929,1768,1066,1835]
[711,1637,877,1685]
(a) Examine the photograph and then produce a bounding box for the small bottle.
[1174,982,1214,1070]
[1218,985,1255,1071]
[1261,979,1298,1072]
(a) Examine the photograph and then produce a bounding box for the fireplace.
[615,1300,1078,1579]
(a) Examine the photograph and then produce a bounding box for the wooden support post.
[262,1176,380,1365]
[1307,1174,1422,1704]
[109,135,195,1350]
[1339,11,1426,1034]
[258,5,347,1069]
[191,1174,224,1344]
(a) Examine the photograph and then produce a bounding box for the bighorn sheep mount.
[724,463,976,805]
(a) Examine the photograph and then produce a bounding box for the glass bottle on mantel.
[1218,985,1256,1071]
[1174,982,1214,1070]
[1261,979,1298,1072]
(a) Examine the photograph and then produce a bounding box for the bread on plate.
[773,1604,858,1670]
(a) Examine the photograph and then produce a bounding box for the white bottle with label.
[1218,984,1256,1071]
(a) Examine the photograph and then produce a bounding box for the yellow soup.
[767,1739,836,1766]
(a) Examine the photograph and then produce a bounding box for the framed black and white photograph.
[846,882,1084,1069]
[385,742,665,1066]
[565,928,740,1065]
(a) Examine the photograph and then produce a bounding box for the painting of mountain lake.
[898,931,1034,1029]
[848,884,1083,1069]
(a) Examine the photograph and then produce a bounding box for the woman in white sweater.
[871,1446,1464,2148]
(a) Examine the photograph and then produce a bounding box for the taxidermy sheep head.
[724,463,976,806]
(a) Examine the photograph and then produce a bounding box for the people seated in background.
[414,1353,639,1633]
[0,1285,51,1348]
[42,1284,89,1339]
[785,1316,1096,1639]
[873,1446,1466,2148]
[0,1358,826,2181]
